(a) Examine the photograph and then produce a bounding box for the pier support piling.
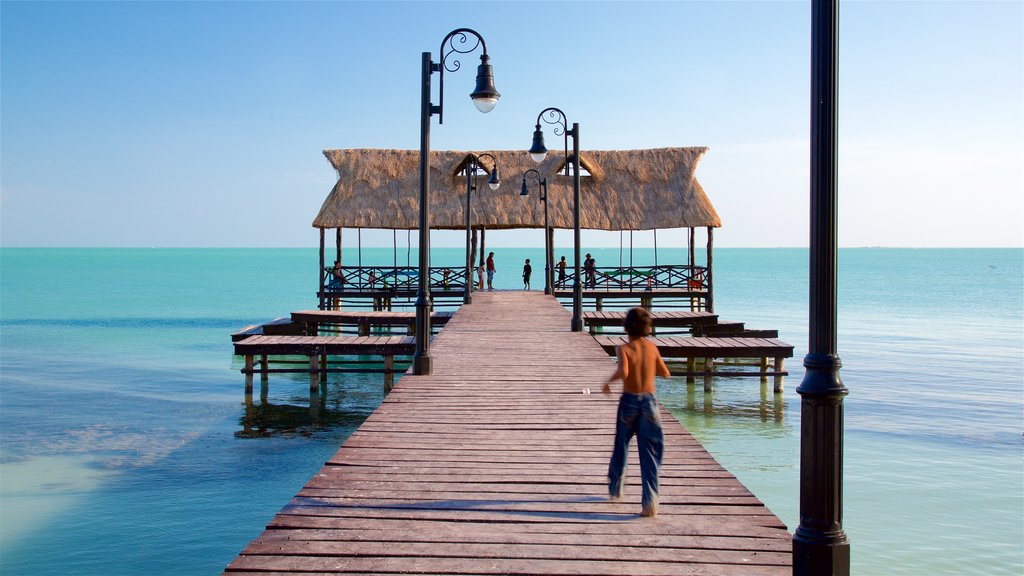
[383,355,395,393]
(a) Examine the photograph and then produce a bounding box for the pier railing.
[324,264,707,293]
[555,265,708,292]
[323,265,467,293]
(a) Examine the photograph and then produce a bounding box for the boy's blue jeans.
[608,393,664,510]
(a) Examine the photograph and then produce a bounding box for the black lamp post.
[528,107,582,332]
[415,28,500,375]
[793,0,850,574]
[464,153,501,304]
[520,169,551,295]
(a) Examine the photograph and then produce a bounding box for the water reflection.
[664,378,787,423]
[237,377,376,438]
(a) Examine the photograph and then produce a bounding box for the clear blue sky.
[2,1,1021,248]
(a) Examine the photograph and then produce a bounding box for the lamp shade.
[488,165,501,190]
[529,126,547,163]
[470,55,500,113]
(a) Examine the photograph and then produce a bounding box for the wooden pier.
[225,292,790,575]
[594,335,793,393]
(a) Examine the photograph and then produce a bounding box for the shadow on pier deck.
[225,292,791,575]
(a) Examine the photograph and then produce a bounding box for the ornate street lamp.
[464,153,501,304]
[519,169,551,295]
[415,28,500,375]
[793,0,850,574]
[528,107,582,332]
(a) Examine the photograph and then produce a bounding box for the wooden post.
[760,357,769,383]
[309,355,320,391]
[336,227,342,265]
[383,354,394,393]
[335,228,343,311]
[479,228,486,268]
[686,357,696,384]
[595,296,603,312]
[547,227,555,295]
[358,320,370,337]
[688,227,695,269]
[706,226,715,313]
[774,356,785,392]
[318,228,326,310]
[703,357,714,392]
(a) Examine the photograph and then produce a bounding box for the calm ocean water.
[1,247,1021,575]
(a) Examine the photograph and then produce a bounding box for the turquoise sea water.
[1,247,1021,575]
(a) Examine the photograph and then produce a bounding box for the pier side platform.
[225,291,790,575]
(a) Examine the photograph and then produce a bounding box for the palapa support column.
[318,228,326,310]
[335,228,343,311]
[547,226,555,296]
[688,227,695,269]
[479,228,486,268]
[706,226,715,314]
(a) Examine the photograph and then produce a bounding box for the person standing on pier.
[584,253,597,288]
[557,256,567,288]
[522,259,532,290]
[486,252,496,290]
[603,307,670,518]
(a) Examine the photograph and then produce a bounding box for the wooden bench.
[583,310,718,334]
[230,317,304,342]
[692,321,778,338]
[593,335,794,392]
[290,310,453,336]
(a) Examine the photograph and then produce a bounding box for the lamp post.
[464,153,501,304]
[415,28,500,375]
[520,169,551,295]
[528,107,582,332]
[793,0,850,574]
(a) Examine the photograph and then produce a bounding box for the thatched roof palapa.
[313,148,721,231]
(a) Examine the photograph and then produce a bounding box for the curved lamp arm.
[437,28,500,123]
[529,107,569,163]
[471,152,501,191]
[520,168,546,201]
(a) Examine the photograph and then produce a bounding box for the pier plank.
[225,292,790,575]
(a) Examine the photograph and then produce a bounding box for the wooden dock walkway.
[225,292,790,575]
[594,335,794,392]
[584,310,718,334]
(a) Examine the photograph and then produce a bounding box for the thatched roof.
[313,148,720,231]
